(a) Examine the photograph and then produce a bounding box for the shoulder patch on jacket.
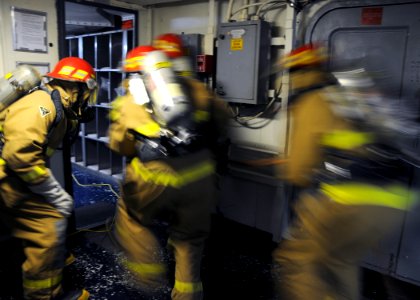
[39,106,51,117]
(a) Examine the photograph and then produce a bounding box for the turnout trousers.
[0,175,67,299]
[272,191,405,300]
[114,152,216,300]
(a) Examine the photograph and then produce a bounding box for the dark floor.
[3,214,420,300]
[0,214,277,300]
[1,165,420,299]
[63,214,278,300]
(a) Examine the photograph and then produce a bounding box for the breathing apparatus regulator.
[0,65,42,112]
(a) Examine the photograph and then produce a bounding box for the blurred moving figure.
[153,33,195,78]
[108,45,230,299]
[272,44,418,300]
[0,58,96,299]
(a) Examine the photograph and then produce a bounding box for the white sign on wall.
[11,7,48,53]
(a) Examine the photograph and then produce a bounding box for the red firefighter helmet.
[153,33,184,59]
[123,45,157,72]
[46,57,97,90]
[279,43,328,70]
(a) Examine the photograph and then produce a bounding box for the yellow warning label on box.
[230,38,243,51]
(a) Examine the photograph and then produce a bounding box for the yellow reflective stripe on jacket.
[320,182,416,210]
[174,280,203,294]
[23,274,62,289]
[45,147,55,157]
[123,260,166,276]
[0,158,5,166]
[20,165,48,183]
[320,130,374,150]
[131,157,214,188]
[178,71,194,77]
[133,122,161,137]
[194,110,210,122]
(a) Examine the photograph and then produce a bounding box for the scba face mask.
[77,96,95,123]
[60,82,94,122]
[72,84,95,123]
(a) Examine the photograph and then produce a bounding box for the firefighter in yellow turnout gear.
[108,46,229,300]
[0,58,96,300]
[272,44,418,300]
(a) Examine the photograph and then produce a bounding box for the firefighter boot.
[54,289,90,300]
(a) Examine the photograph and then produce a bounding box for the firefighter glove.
[29,174,74,217]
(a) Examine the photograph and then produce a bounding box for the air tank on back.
[0,65,42,112]
[141,50,192,128]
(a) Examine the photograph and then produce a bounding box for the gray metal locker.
[67,28,135,179]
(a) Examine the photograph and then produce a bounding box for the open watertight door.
[297,0,420,286]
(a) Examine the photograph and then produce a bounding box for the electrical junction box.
[216,20,271,105]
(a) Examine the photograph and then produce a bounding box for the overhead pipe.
[225,0,235,22]
[205,0,217,55]
[230,1,274,20]
[256,0,287,17]
[240,0,249,21]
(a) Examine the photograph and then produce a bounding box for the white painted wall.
[0,0,59,75]
[152,2,211,35]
